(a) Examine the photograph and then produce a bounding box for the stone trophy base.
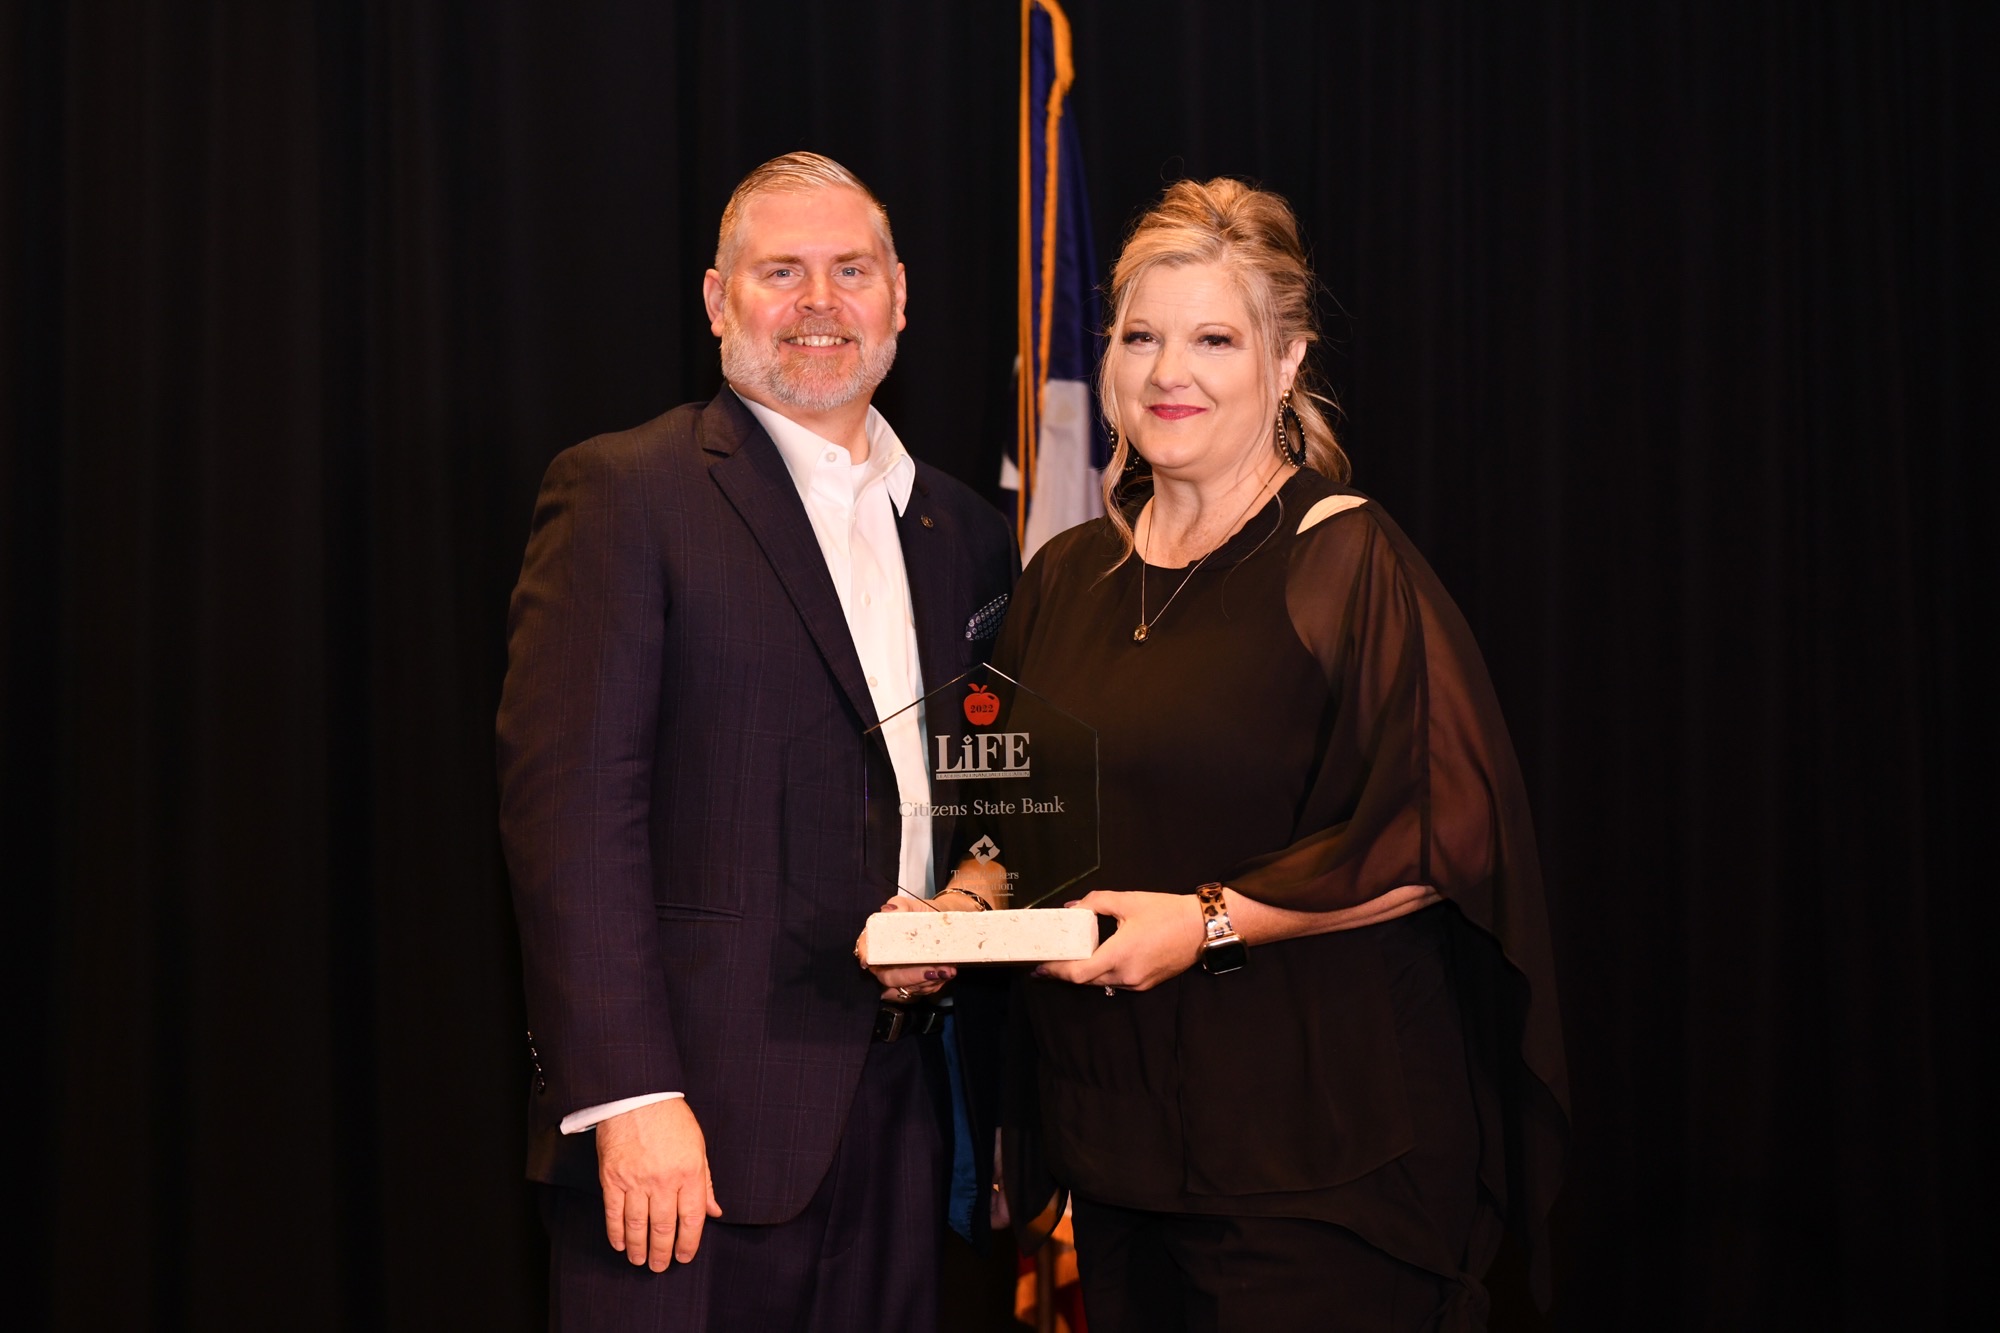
[863,906,1098,965]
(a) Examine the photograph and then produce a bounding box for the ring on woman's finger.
[897,986,911,1000]
[1103,985,1115,997]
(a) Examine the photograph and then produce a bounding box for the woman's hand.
[854,894,960,1001]
[1034,890,1205,992]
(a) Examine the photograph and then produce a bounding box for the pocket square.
[964,593,1009,641]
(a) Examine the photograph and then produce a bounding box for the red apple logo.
[963,683,1000,726]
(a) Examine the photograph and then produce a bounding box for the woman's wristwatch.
[1194,883,1248,975]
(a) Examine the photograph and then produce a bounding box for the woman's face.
[1110,261,1302,484]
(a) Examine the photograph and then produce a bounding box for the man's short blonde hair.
[714,152,897,276]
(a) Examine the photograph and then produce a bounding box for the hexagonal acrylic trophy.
[861,665,1100,964]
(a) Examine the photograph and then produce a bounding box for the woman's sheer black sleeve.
[1225,507,1536,935]
[1232,501,1570,1300]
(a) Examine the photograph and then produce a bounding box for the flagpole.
[1019,0,1075,548]
[1017,0,1035,542]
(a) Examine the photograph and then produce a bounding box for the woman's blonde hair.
[1096,178,1348,558]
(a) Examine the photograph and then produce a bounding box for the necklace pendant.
[1132,623,1149,643]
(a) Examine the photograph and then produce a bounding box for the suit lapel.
[897,475,973,884]
[897,472,969,705]
[702,392,882,731]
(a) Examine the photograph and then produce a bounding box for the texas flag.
[1003,0,1108,562]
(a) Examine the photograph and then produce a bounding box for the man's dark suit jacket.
[497,388,1017,1224]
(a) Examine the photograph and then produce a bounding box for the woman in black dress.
[995,179,1569,1332]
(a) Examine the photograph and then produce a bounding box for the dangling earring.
[1115,422,1144,471]
[1275,389,1306,466]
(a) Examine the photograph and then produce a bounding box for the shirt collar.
[733,387,916,515]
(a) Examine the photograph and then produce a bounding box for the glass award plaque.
[862,665,1100,964]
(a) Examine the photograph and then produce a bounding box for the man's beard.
[719,309,898,415]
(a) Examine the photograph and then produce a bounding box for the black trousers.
[1070,1202,1454,1333]
[541,1034,946,1333]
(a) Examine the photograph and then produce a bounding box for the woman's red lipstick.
[1147,404,1205,420]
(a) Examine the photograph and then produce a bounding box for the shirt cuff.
[559,1091,684,1135]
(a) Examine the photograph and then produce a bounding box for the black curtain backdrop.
[3,2,1990,1329]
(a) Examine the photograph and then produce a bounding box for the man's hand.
[596,1097,723,1271]
[1034,891,1204,992]
[855,894,959,1001]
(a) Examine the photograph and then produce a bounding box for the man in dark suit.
[498,152,1016,1330]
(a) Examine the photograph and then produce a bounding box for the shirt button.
[825,451,838,462]
[863,593,873,606]
[867,675,879,687]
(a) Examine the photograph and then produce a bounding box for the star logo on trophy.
[969,835,1000,864]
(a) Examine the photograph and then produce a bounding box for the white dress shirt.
[560,389,933,1135]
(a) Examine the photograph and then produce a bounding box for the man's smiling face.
[705,184,907,419]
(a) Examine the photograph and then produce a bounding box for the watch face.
[1200,938,1248,975]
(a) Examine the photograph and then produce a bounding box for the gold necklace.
[1133,464,1286,643]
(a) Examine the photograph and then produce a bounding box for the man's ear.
[893,262,908,333]
[703,269,727,335]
